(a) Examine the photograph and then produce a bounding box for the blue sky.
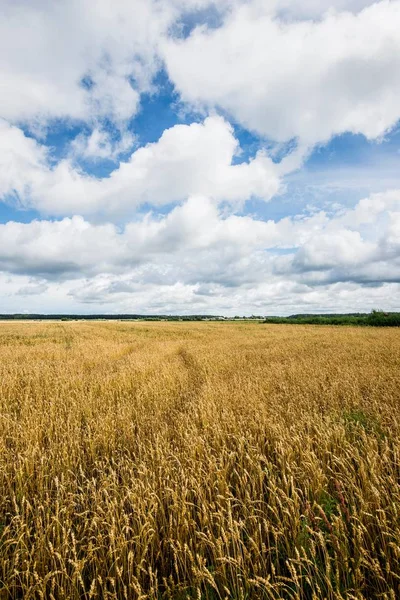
[0,0,400,314]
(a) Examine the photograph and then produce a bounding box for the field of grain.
[0,321,399,600]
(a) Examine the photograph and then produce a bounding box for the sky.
[1,0,400,315]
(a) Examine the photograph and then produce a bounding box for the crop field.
[0,321,400,600]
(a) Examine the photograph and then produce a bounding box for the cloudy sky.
[1,0,400,315]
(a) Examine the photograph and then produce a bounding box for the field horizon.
[0,310,399,328]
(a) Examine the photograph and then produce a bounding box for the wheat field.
[0,321,399,600]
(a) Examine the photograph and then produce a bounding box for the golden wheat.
[0,321,399,599]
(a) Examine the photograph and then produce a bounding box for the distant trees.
[366,310,400,327]
[262,310,400,327]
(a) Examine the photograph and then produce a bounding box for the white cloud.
[0,116,284,216]
[1,273,399,316]
[0,0,236,130]
[272,0,382,20]
[0,119,48,201]
[69,128,135,161]
[3,0,393,146]
[17,281,49,296]
[0,0,170,127]
[292,230,374,271]
[163,0,400,144]
[0,191,399,312]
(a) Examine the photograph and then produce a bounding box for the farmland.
[1,321,400,599]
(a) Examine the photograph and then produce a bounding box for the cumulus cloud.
[3,0,395,146]
[0,0,237,131]
[0,0,168,127]
[0,119,48,201]
[69,127,135,161]
[0,191,399,309]
[163,0,400,145]
[0,116,285,216]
